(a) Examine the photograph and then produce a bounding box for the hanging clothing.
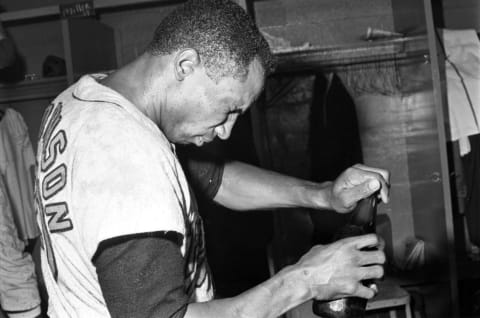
[0,175,41,318]
[0,108,39,241]
[461,134,480,247]
[442,29,480,156]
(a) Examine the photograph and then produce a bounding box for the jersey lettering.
[36,101,72,281]
[41,104,62,150]
[41,130,67,172]
[46,202,73,233]
[38,103,54,141]
[35,189,59,280]
[42,164,67,200]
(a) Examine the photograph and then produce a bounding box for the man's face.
[163,58,265,146]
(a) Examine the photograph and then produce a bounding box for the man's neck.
[99,53,168,125]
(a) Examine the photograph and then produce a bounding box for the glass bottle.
[312,195,378,318]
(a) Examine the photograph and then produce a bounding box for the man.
[35,0,390,317]
[0,18,42,318]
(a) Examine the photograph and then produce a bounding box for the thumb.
[350,179,380,203]
[367,179,380,192]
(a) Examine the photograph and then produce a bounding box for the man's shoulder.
[53,77,166,147]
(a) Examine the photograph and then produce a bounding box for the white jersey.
[35,74,213,318]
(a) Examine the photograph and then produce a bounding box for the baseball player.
[35,1,389,317]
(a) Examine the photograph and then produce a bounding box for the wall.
[254,0,394,49]
[100,5,177,66]
[442,0,480,30]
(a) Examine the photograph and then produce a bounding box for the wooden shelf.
[274,35,430,73]
[0,76,67,103]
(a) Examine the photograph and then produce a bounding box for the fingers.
[354,282,378,299]
[340,235,386,266]
[369,283,379,294]
[303,235,386,302]
[335,266,383,299]
[338,165,389,205]
[354,266,383,299]
[353,163,390,183]
[352,164,390,203]
[344,233,379,250]
[377,235,386,251]
[358,250,386,267]
[323,265,383,299]
[329,164,390,213]
[358,265,384,281]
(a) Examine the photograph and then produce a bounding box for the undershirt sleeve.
[176,145,225,200]
[93,231,188,318]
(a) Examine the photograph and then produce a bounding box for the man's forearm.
[213,161,333,211]
[185,264,309,318]
[185,233,386,318]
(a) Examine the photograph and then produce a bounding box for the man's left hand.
[328,164,390,213]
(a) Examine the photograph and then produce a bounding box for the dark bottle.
[312,195,379,318]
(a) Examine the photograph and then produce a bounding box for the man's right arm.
[95,232,384,318]
[185,234,385,318]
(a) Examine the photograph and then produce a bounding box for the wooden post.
[423,0,459,316]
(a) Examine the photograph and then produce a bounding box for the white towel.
[443,29,480,156]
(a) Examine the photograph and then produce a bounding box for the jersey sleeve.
[71,106,187,259]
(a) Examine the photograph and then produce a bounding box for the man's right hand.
[184,234,385,318]
[294,233,385,301]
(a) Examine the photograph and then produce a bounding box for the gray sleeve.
[176,146,225,200]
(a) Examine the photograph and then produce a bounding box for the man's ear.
[174,49,200,81]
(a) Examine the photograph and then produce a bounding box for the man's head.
[144,0,275,146]
[147,0,275,83]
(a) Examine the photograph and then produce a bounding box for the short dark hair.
[147,0,276,82]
